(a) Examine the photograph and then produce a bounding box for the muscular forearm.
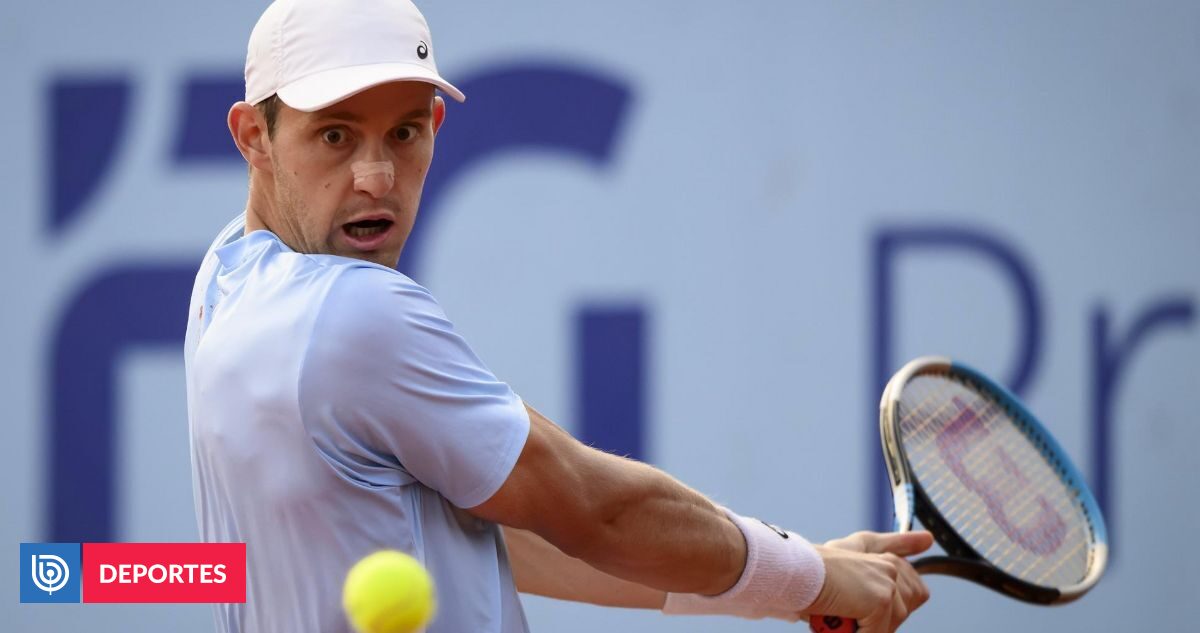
[552,448,747,596]
[474,406,916,624]
[471,405,747,597]
[503,526,666,608]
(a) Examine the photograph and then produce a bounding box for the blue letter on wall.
[871,225,1042,530]
[1090,297,1193,557]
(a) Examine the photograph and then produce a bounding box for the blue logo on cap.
[20,543,81,603]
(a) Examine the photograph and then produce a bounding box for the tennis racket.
[810,356,1108,632]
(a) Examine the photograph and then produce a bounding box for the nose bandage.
[351,160,395,191]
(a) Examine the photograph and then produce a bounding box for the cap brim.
[276,61,465,111]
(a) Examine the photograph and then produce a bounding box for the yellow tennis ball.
[343,550,437,633]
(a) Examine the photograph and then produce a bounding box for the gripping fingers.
[859,557,907,633]
[856,576,899,633]
[856,587,904,633]
[888,586,908,633]
[884,553,929,632]
[809,531,933,632]
[888,553,929,616]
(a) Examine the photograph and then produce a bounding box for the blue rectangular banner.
[20,543,82,604]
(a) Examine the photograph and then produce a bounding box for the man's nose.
[351,160,395,198]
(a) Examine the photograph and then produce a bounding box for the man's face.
[262,81,444,268]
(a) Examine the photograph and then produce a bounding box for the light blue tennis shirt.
[184,215,532,633]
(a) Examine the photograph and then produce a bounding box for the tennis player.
[183,0,933,631]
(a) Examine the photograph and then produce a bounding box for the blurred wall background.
[3,1,1197,630]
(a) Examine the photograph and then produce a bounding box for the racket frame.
[879,356,1108,605]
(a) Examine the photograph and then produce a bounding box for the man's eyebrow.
[311,107,432,124]
[313,110,363,123]
[396,107,433,121]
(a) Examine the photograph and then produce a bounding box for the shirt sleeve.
[297,264,530,509]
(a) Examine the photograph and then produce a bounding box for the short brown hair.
[255,94,282,139]
[247,95,282,176]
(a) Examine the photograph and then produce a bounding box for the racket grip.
[809,615,857,632]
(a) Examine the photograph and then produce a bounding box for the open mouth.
[341,217,395,250]
[344,218,393,238]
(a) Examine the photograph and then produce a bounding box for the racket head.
[880,356,1108,604]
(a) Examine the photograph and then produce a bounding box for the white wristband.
[662,508,825,621]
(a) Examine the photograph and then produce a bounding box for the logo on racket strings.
[936,399,1066,555]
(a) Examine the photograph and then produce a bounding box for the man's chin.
[335,248,400,269]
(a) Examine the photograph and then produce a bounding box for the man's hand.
[803,531,934,633]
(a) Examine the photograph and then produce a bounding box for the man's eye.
[322,128,346,144]
[393,125,419,142]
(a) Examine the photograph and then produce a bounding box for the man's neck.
[244,178,272,236]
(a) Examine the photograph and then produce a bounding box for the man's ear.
[228,102,273,171]
[432,95,446,135]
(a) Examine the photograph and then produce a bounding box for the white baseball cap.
[244,0,465,112]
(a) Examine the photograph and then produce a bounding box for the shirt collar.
[214,229,287,269]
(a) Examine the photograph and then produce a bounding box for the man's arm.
[471,404,932,630]
[470,404,746,595]
[503,526,665,609]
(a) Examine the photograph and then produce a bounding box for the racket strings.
[902,385,1087,580]
[910,400,1074,554]
[905,407,1087,586]
[901,380,1090,585]
[895,374,1093,588]
[907,399,1079,568]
